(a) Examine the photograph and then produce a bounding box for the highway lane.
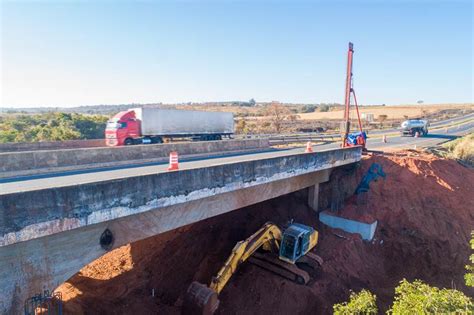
[1,144,354,194]
[1,119,473,195]
[429,112,474,127]
[364,112,474,136]
[367,118,474,150]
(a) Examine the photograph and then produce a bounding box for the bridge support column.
[307,168,331,212]
[308,184,320,212]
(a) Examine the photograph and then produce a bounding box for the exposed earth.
[57,150,474,314]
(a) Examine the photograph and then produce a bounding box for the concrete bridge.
[0,146,362,314]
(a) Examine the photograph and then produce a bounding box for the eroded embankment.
[57,151,474,314]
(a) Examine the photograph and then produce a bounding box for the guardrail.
[268,133,340,145]
[236,133,341,145]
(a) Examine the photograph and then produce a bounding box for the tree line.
[0,112,108,143]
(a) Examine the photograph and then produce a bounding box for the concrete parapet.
[0,139,105,152]
[0,139,270,177]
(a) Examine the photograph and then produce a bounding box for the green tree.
[301,104,316,113]
[466,231,474,287]
[333,290,377,315]
[71,113,108,139]
[319,104,330,112]
[0,112,108,143]
[389,279,473,314]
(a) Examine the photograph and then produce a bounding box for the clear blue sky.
[1,0,472,107]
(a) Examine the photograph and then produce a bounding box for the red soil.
[57,151,474,314]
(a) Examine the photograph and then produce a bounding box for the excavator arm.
[182,222,322,315]
[209,222,282,294]
[182,222,282,314]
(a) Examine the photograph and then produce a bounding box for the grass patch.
[424,133,474,167]
[442,133,474,166]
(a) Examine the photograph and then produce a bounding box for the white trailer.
[105,108,234,146]
[135,108,234,137]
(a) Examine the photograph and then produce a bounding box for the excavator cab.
[279,223,316,264]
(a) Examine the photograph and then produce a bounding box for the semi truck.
[105,108,234,146]
[400,119,429,136]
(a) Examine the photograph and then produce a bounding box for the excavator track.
[248,252,310,285]
[297,251,324,269]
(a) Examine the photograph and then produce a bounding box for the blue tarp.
[346,131,367,145]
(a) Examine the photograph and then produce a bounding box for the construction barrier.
[168,151,179,171]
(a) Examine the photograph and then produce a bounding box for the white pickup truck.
[400,119,429,136]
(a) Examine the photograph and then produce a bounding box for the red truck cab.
[105,110,141,146]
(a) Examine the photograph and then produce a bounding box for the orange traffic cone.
[168,151,179,171]
[305,142,313,153]
[382,135,387,143]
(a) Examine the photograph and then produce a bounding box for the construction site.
[54,149,473,314]
[1,2,473,313]
[0,42,470,315]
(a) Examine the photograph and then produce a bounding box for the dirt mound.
[58,151,474,314]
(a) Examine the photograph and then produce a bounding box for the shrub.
[301,105,316,113]
[466,231,474,287]
[319,104,330,112]
[443,133,474,166]
[389,279,473,314]
[333,290,377,315]
[235,119,247,134]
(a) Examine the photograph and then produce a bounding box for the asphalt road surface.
[1,118,472,195]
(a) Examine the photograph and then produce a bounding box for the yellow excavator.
[182,222,323,314]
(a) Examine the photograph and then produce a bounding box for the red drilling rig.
[341,42,366,148]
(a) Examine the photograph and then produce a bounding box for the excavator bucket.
[182,281,219,315]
